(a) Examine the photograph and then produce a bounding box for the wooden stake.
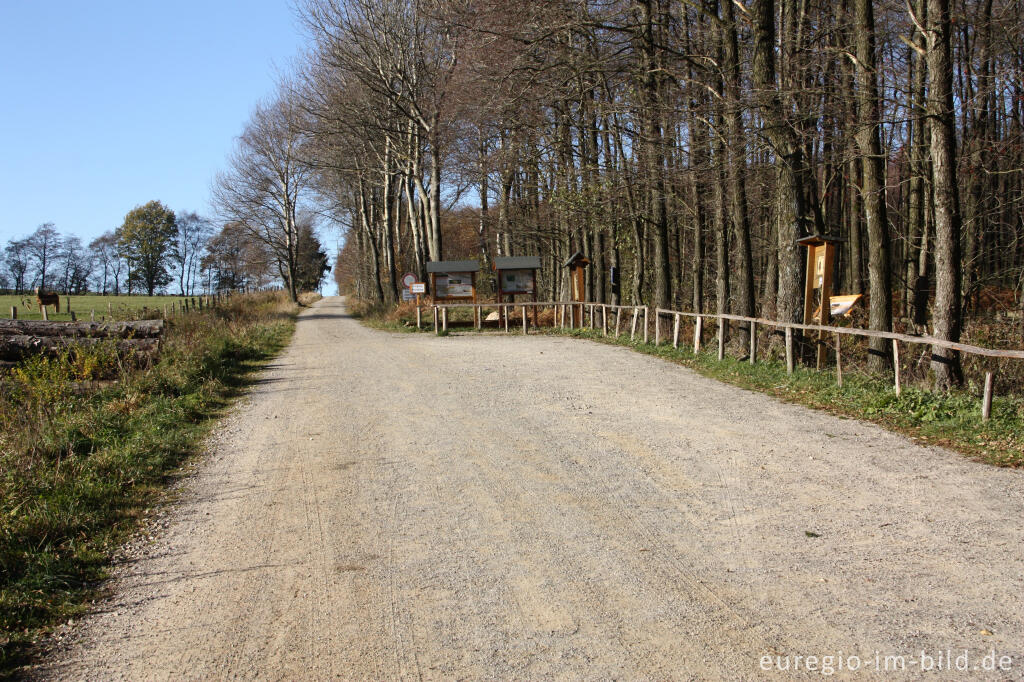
[442,307,448,332]
[643,307,649,344]
[602,306,608,336]
[694,316,702,354]
[835,333,843,387]
[42,306,48,321]
[893,339,902,396]
[654,312,660,346]
[786,327,794,374]
[504,305,509,333]
[673,314,680,349]
[91,309,95,322]
[717,317,725,361]
[416,306,422,329]
[615,309,621,337]
[433,306,439,333]
[522,305,527,334]
[10,306,16,320]
[982,371,994,421]
[749,321,757,364]
[630,308,638,340]
[70,311,77,322]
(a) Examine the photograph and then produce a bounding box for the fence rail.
[425,300,1022,422]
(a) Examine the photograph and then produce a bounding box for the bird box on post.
[563,251,591,327]
[797,234,845,368]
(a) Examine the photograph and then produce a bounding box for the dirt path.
[34,297,1024,680]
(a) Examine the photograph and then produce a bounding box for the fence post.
[630,308,638,341]
[749,321,757,364]
[522,305,527,334]
[42,305,48,321]
[10,306,15,320]
[91,309,95,322]
[673,314,680,349]
[433,306,439,334]
[835,333,843,387]
[504,305,509,333]
[893,339,902,396]
[785,327,794,374]
[615,309,621,337]
[982,371,995,421]
[476,306,481,330]
[442,307,448,332]
[416,306,422,330]
[643,307,649,344]
[602,306,608,336]
[654,311,660,346]
[70,311,77,322]
[717,317,725,361]
[694,316,702,354]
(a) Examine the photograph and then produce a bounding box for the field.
[0,294,191,322]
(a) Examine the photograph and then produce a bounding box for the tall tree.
[924,0,963,389]
[853,0,893,371]
[25,223,61,292]
[118,201,178,296]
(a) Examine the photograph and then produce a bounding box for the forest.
[211,0,1022,390]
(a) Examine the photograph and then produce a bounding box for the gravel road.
[34,296,1024,680]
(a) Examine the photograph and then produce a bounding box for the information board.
[500,269,535,294]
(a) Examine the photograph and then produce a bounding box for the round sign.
[401,272,416,288]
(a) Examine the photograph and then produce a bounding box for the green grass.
[0,291,300,676]
[0,294,193,322]
[353,300,1023,468]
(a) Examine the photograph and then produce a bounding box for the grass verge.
[0,291,301,676]
[352,300,1023,468]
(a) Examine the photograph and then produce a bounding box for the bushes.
[0,291,297,674]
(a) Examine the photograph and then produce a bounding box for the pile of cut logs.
[0,319,164,365]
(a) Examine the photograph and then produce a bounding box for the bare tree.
[213,93,312,302]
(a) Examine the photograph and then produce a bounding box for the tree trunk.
[925,0,964,389]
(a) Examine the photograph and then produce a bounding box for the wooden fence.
[427,300,1022,422]
[653,307,1024,422]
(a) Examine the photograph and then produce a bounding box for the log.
[0,319,165,339]
[0,335,160,361]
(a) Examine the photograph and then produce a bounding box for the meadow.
[1,294,193,321]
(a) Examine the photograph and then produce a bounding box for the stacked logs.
[0,319,163,363]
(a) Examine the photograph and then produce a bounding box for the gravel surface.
[31,296,1024,680]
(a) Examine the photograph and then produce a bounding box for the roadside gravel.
[32,296,1024,680]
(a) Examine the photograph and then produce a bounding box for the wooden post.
[835,333,843,387]
[602,306,608,336]
[786,327,794,374]
[749,321,757,364]
[893,339,902,396]
[643,307,649,344]
[416,306,422,330]
[108,302,112,315]
[42,305,48,321]
[475,306,481,330]
[717,317,725,361]
[442,307,448,332]
[10,306,15,320]
[673,314,680,349]
[522,305,528,334]
[654,311,661,346]
[70,311,77,322]
[91,309,95,322]
[66,297,71,314]
[433,306,439,333]
[615,309,621,337]
[504,305,509,333]
[630,308,638,341]
[694,316,702,354]
[982,371,994,421]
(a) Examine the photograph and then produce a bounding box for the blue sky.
[0,1,310,249]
